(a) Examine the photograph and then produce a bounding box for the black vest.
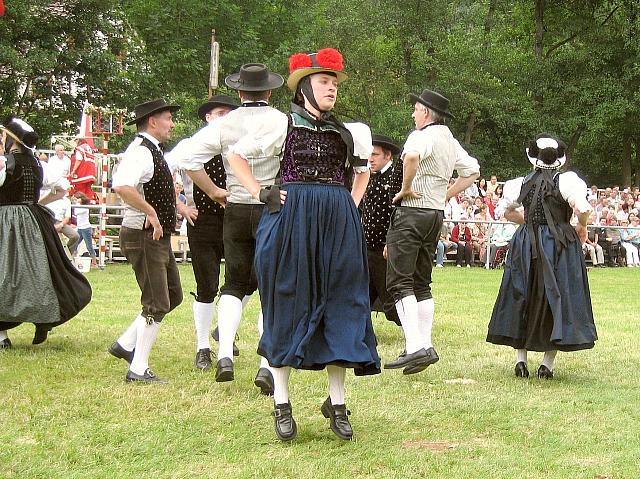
[193,155,225,216]
[0,152,43,205]
[361,163,402,250]
[139,136,176,235]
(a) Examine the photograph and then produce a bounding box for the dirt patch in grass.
[402,440,459,451]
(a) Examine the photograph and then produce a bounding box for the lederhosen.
[361,163,402,325]
[119,136,182,322]
[187,154,226,303]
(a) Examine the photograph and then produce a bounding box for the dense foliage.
[1,0,638,185]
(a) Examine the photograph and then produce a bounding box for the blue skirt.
[255,183,381,375]
[487,224,597,352]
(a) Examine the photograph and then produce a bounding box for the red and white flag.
[77,101,95,150]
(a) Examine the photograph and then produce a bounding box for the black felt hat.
[197,94,239,121]
[372,133,400,155]
[409,89,454,119]
[224,63,284,92]
[126,98,181,126]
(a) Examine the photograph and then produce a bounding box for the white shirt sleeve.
[0,155,6,187]
[559,171,592,214]
[112,139,155,188]
[499,177,525,211]
[170,121,224,171]
[228,111,288,160]
[452,138,481,178]
[41,160,71,191]
[401,130,432,160]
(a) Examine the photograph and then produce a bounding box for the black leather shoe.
[320,397,353,440]
[215,357,234,382]
[125,368,168,384]
[195,348,212,370]
[515,361,529,378]
[537,365,554,379]
[0,338,12,349]
[386,347,439,372]
[254,367,274,395]
[272,402,297,441]
[211,327,240,356]
[402,348,440,374]
[32,326,51,345]
[108,341,135,364]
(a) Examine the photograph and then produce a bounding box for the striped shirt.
[400,124,480,210]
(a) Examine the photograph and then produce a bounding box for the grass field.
[1,264,638,479]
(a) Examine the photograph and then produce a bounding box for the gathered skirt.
[0,204,92,328]
[255,183,380,375]
[487,224,597,352]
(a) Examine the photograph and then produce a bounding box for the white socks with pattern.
[416,298,435,350]
[516,349,528,364]
[271,366,291,405]
[327,365,346,405]
[541,350,557,370]
[117,313,143,351]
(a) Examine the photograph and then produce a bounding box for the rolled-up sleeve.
[453,139,480,178]
[345,122,373,169]
[559,171,592,214]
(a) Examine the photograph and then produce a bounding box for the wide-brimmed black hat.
[197,94,239,122]
[409,89,454,119]
[0,116,39,149]
[372,133,400,156]
[224,63,284,92]
[126,98,181,126]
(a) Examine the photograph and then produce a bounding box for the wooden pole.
[209,29,219,97]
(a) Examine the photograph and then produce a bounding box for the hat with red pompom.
[287,48,348,91]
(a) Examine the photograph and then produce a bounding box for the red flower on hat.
[289,53,313,72]
[316,48,343,71]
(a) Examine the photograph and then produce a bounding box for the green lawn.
[1,264,638,479]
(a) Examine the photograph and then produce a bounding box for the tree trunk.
[464,111,476,145]
[566,124,584,165]
[483,0,498,49]
[622,135,632,188]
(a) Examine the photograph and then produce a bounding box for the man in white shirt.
[47,195,80,255]
[385,89,480,374]
[49,144,71,180]
[169,63,284,390]
[107,98,210,383]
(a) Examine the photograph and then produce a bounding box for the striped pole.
[98,133,109,269]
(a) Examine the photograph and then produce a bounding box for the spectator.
[477,177,487,198]
[451,217,473,267]
[588,184,598,202]
[49,144,71,180]
[73,192,97,268]
[435,221,457,267]
[484,190,496,218]
[596,217,618,266]
[487,213,516,268]
[472,196,484,215]
[486,174,499,195]
[472,204,490,264]
[47,194,80,255]
[494,184,503,199]
[583,213,605,267]
[606,219,624,266]
[629,214,640,255]
[619,218,640,267]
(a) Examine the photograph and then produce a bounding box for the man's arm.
[504,206,524,225]
[185,169,229,207]
[392,151,421,204]
[351,169,370,207]
[114,185,163,240]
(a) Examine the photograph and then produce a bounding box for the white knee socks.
[117,313,143,351]
[0,331,8,342]
[541,350,557,370]
[193,300,214,352]
[516,349,528,364]
[129,319,161,375]
[217,295,242,361]
[416,298,435,350]
[395,295,421,354]
[272,366,291,405]
[327,365,346,405]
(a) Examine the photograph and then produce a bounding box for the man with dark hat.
[167,94,238,371]
[171,64,285,394]
[108,98,211,383]
[384,89,480,375]
[360,134,402,326]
